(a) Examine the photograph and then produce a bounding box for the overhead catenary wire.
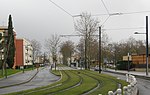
[99,0,111,26]
[49,0,78,33]
[91,11,150,17]
[121,11,150,15]
[101,15,110,26]
[48,0,149,35]
[49,0,73,17]
[102,27,145,31]
[101,0,110,15]
[49,0,112,27]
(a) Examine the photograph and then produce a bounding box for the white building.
[23,39,33,66]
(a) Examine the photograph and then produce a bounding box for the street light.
[99,27,102,73]
[127,53,130,72]
[134,16,149,76]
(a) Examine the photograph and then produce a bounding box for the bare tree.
[75,12,99,35]
[60,40,74,65]
[75,12,99,69]
[105,37,146,66]
[30,39,42,64]
[76,38,85,58]
[45,34,61,70]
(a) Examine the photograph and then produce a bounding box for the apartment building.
[0,26,17,68]
[15,38,33,68]
[0,26,7,62]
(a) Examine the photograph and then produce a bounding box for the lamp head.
[134,32,139,34]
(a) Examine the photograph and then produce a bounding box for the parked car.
[94,65,102,71]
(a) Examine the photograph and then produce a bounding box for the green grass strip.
[83,70,128,95]
[54,71,98,95]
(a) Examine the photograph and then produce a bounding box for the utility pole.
[127,53,130,72]
[84,33,87,69]
[134,16,149,76]
[99,27,102,73]
[146,16,149,76]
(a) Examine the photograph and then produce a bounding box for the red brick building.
[14,39,24,68]
[14,38,33,68]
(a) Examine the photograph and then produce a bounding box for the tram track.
[5,66,128,95]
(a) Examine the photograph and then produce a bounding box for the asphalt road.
[0,66,60,94]
[137,77,150,95]
[103,71,150,95]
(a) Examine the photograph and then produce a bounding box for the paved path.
[0,69,38,88]
[0,66,60,94]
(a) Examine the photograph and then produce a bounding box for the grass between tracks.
[4,68,128,95]
[55,72,98,95]
[83,70,128,95]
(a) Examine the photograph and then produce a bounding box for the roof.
[0,26,8,30]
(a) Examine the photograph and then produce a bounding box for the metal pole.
[4,61,7,78]
[128,53,130,72]
[146,16,149,76]
[99,27,101,73]
[32,48,34,70]
[85,34,87,69]
[114,48,117,71]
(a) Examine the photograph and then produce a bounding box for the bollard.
[132,77,137,85]
[131,82,136,94]
[127,85,132,95]
[128,74,133,83]
[108,91,114,95]
[131,76,135,83]
[126,74,129,82]
[123,86,128,95]
[116,88,122,95]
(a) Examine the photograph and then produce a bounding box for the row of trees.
[44,12,148,70]
[44,34,147,69]
[103,37,145,63]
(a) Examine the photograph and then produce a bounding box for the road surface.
[103,71,150,95]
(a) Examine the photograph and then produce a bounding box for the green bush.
[116,61,132,70]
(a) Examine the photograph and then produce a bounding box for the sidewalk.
[105,68,150,79]
[0,69,38,88]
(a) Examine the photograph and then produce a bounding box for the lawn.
[0,69,21,78]
[0,67,36,78]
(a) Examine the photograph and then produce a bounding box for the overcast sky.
[1,0,150,47]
